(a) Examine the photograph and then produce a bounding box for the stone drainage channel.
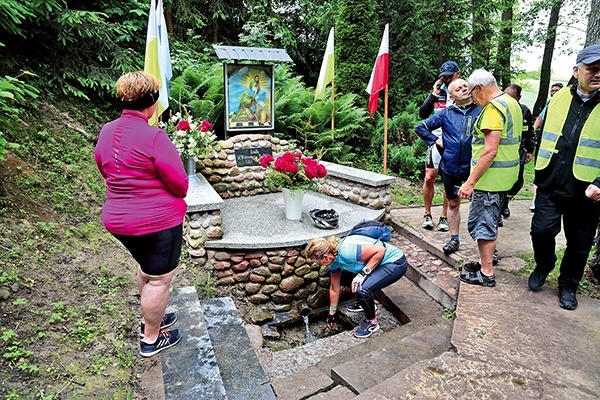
[249,294,410,380]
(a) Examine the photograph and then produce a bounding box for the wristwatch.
[362,267,372,275]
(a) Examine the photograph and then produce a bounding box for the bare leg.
[447,197,461,236]
[423,167,438,215]
[478,239,496,276]
[138,268,177,343]
[441,191,449,218]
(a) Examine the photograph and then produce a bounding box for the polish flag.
[365,24,389,118]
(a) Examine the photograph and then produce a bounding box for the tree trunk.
[471,0,494,69]
[533,0,563,117]
[585,0,600,282]
[497,0,514,88]
[585,0,600,46]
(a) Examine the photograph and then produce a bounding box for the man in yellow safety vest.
[528,44,600,310]
[457,68,522,287]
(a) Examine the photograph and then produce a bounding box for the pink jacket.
[94,110,188,236]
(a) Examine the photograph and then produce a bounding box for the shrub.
[388,142,425,180]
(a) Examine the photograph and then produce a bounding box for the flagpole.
[331,79,335,141]
[383,84,388,175]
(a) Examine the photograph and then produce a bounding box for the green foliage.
[0,71,39,126]
[335,0,378,98]
[388,143,425,180]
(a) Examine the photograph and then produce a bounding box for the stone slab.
[309,384,356,399]
[331,321,452,394]
[161,286,227,400]
[356,271,600,399]
[203,191,383,249]
[271,366,334,400]
[201,297,277,400]
[185,174,224,212]
[322,162,397,187]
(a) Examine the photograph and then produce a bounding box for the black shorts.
[114,224,183,276]
[442,173,470,200]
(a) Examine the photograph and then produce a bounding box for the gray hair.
[468,68,497,88]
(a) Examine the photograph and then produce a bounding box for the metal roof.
[213,45,293,62]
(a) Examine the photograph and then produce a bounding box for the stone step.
[161,286,227,400]
[329,278,452,394]
[200,297,277,400]
[331,320,452,394]
[271,278,452,399]
[388,224,460,310]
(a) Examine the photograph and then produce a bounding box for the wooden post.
[383,84,388,175]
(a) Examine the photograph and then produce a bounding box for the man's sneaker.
[558,287,578,310]
[423,213,434,230]
[501,205,510,218]
[437,217,449,232]
[529,199,536,212]
[353,320,380,338]
[528,269,547,292]
[346,302,377,313]
[140,329,182,357]
[459,270,496,287]
[442,238,460,255]
[140,312,177,337]
[492,250,499,266]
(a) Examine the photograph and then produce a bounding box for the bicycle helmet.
[309,209,339,229]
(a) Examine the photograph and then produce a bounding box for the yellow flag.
[144,0,171,126]
[315,27,334,101]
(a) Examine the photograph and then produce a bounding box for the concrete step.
[271,278,453,399]
[200,297,277,400]
[161,286,227,400]
[388,224,460,310]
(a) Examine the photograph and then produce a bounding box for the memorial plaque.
[234,147,273,167]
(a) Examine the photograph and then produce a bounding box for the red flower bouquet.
[260,150,327,191]
[159,112,216,159]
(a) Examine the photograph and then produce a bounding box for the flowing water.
[302,314,317,343]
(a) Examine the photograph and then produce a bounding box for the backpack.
[347,219,392,242]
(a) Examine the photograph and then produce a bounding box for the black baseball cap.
[576,44,600,65]
[439,61,460,77]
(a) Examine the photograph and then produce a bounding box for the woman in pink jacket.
[94,71,188,357]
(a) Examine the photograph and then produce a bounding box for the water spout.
[297,301,310,317]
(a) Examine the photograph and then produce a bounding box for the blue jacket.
[414,102,481,177]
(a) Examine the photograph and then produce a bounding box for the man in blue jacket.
[415,78,482,254]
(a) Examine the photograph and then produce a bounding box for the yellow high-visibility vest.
[535,87,600,183]
[471,93,522,191]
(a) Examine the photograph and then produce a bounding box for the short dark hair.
[551,82,564,89]
[503,83,522,97]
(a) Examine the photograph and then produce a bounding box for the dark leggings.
[356,256,409,320]
[113,224,183,276]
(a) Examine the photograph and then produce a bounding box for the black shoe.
[140,329,182,357]
[501,206,510,218]
[460,270,496,287]
[463,261,481,273]
[492,250,499,266]
[497,219,503,227]
[558,288,578,310]
[140,312,177,337]
[528,269,547,292]
[443,238,460,255]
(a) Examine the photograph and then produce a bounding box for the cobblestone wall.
[205,247,330,311]
[317,178,393,217]
[197,134,291,199]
